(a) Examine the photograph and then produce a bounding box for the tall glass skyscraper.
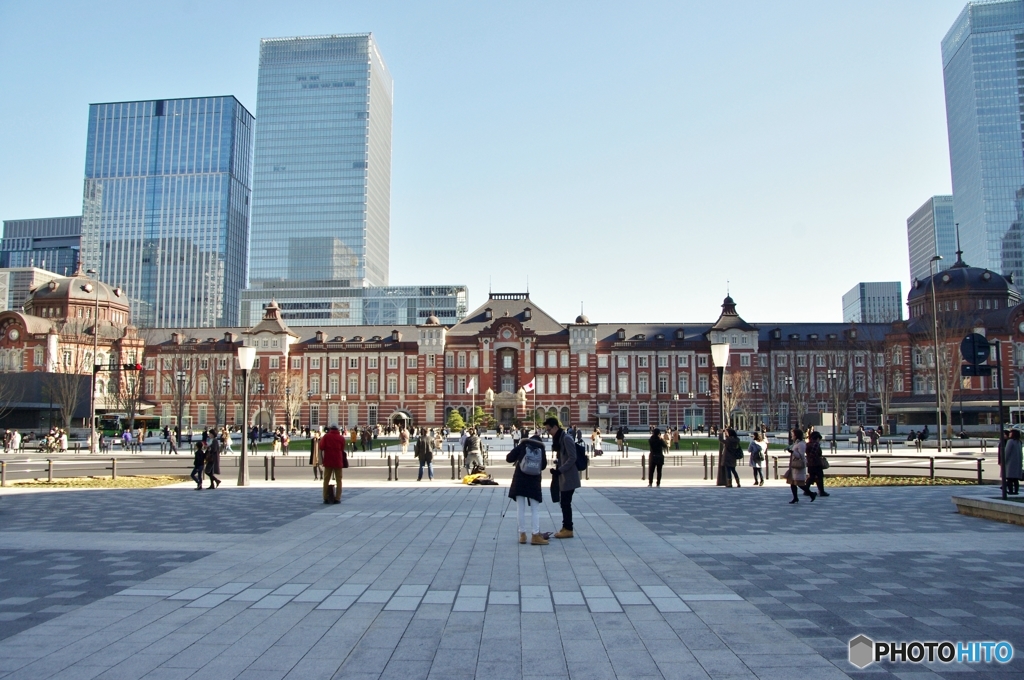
[241,33,393,325]
[906,196,956,282]
[0,216,81,275]
[79,97,254,328]
[943,0,1024,282]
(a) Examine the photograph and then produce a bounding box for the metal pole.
[87,269,100,454]
[237,369,250,486]
[929,256,943,448]
[996,340,1006,499]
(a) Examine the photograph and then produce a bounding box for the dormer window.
[523,307,532,320]
[617,328,625,340]
[484,308,493,320]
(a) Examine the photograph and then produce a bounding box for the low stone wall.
[952,494,1024,527]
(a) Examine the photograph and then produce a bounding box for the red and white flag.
[466,377,476,394]
[523,379,535,393]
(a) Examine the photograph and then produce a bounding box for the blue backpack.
[574,440,588,471]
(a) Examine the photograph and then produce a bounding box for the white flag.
[523,379,535,393]
[466,377,476,394]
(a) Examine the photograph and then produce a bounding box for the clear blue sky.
[0,0,968,324]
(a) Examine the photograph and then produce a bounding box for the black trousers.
[649,461,663,486]
[560,489,575,530]
[807,465,825,493]
[1008,478,1020,494]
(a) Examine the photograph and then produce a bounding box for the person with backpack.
[722,428,743,487]
[415,428,436,481]
[463,428,483,475]
[506,432,548,545]
[648,428,667,487]
[748,431,766,486]
[546,417,581,539]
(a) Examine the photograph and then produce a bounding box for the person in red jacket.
[319,424,347,504]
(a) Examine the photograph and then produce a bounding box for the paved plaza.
[0,481,1021,679]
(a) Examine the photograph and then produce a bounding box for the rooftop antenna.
[955,222,964,264]
[526,275,529,294]
[727,280,730,297]
[489,276,492,297]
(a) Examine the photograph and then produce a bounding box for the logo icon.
[849,635,875,669]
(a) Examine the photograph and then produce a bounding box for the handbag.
[821,456,830,470]
[790,454,805,470]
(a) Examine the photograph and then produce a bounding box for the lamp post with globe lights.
[711,341,730,486]
[236,346,256,486]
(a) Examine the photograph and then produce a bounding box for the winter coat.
[723,436,743,465]
[192,444,206,468]
[553,430,581,492]
[805,441,823,468]
[309,435,321,466]
[786,441,807,484]
[748,440,765,468]
[320,430,347,468]
[1004,438,1023,479]
[506,438,547,504]
[204,439,221,474]
[463,435,482,454]
[415,435,434,463]
[648,435,667,465]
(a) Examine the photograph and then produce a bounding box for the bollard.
[0,461,5,487]
[585,466,589,481]
[394,454,399,481]
[710,454,715,474]
[929,456,935,478]
[624,444,628,459]
[111,458,117,480]
[773,455,778,480]
[264,456,269,481]
[866,455,871,477]
[271,456,276,481]
[703,454,708,480]
[977,458,983,485]
[387,455,393,481]
[451,454,456,480]
[47,459,53,483]
[641,454,646,481]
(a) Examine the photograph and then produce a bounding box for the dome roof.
[28,272,127,308]
[907,254,1019,303]
[425,315,440,325]
[575,314,590,324]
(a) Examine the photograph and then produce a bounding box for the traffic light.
[122,363,143,371]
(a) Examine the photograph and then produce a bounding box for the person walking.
[399,426,410,458]
[615,426,625,452]
[591,427,603,457]
[320,424,347,504]
[190,441,206,490]
[805,431,830,497]
[856,425,866,452]
[221,428,234,455]
[1004,428,1022,495]
[648,428,667,487]
[507,432,548,545]
[723,428,742,487]
[204,430,221,489]
[249,425,259,451]
[785,428,816,503]
[310,428,323,481]
[748,431,766,486]
[546,417,581,539]
[868,427,880,453]
[463,428,483,475]
[415,428,436,481]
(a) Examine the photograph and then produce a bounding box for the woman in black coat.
[648,429,667,487]
[204,429,221,489]
[506,434,548,545]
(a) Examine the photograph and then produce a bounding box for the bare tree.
[110,342,146,432]
[867,338,899,435]
[283,374,305,431]
[0,374,23,423]
[721,370,750,428]
[49,325,92,430]
[203,361,230,429]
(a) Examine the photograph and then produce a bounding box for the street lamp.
[221,376,230,428]
[236,345,256,486]
[929,255,944,449]
[85,268,100,453]
[826,368,838,446]
[783,376,794,429]
[686,391,695,432]
[673,394,679,436]
[751,381,761,431]
[285,386,292,431]
[175,369,189,445]
[710,341,730,486]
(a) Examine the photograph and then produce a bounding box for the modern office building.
[241,34,393,324]
[79,97,254,328]
[842,282,903,324]
[0,216,81,274]
[907,196,956,282]
[0,267,60,312]
[239,284,469,327]
[943,0,1024,282]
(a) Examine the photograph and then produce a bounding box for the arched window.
[426,373,435,394]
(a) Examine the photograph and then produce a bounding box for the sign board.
[961,333,990,365]
[962,364,993,376]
